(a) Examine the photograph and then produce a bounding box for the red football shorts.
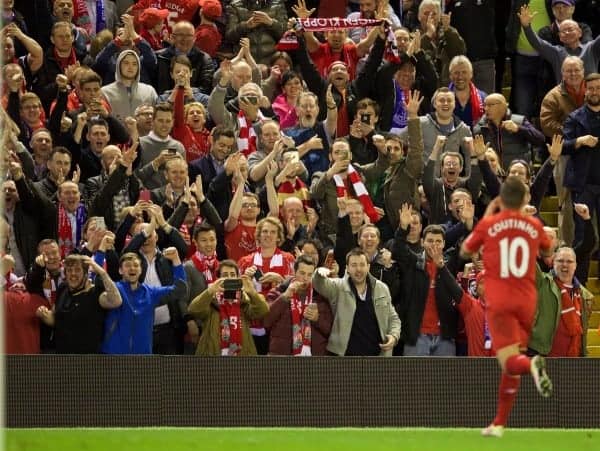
[486,299,536,351]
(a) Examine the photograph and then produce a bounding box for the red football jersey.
[132,0,199,31]
[463,210,551,309]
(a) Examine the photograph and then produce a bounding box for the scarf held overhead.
[279,17,400,63]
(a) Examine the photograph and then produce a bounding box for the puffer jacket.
[225,0,288,65]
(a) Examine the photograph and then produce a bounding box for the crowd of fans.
[2,0,599,358]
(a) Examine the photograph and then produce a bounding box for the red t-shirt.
[225,221,257,263]
[420,260,440,335]
[310,42,359,81]
[132,0,199,31]
[463,210,551,310]
[4,292,48,354]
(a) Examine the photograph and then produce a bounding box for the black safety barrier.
[6,356,600,428]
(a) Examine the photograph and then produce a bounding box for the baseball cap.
[199,0,223,20]
[551,0,575,6]
[139,8,169,27]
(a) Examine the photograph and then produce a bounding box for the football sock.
[493,373,521,426]
[506,354,531,375]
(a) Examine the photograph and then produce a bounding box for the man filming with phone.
[188,259,269,356]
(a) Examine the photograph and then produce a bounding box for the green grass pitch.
[5,428,599,451]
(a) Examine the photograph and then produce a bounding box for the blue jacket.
[562,105,600,193]
[101,265,186,355]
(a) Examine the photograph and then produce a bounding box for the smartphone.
[167,148,177,154]
[223,278,243,299]
[253,268,263,281]
[139,189,151,202]
[223,278,243,291]
[360,113,371,124]
[94,216,106,231]
[242,95,258,105]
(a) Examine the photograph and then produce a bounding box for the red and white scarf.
[191,251,219,284]
[237,110,261,157]
[333,164,380,223]
[250,248,285,335]
[290,282,313,356]
[57,203,87,258]
[42,268,63,306]
[216,291,243,356]
[554,278,583,357]
[449,81,484,124]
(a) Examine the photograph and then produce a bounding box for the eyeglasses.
[241,203,258,208]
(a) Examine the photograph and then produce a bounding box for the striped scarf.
[216,290,243,356]
[57,203,87,259]
[237,110,261,157]
[191,251,218,284]
[333,164,379,223]
[290,283,313,356]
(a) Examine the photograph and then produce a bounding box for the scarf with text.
[278,17,400,66]
[290,283,313,356]
[57,203,87,258]
[237,110,260,157]
[216,290,243,356]
[391,81,409,129]
[333,164,379,223]
[554,277,583,357]
[191,251,219,284]
[42,268,63,305]
[449,81,484,124]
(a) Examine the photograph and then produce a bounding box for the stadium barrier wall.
[6,356,600,428]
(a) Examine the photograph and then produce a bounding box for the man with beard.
[312,247,400,356]
[102,248,187,355]
[346,0,401,45]
[265,254,333,356]
[562,73,600,247]
[36,254,122,354]
[540,56,586,247]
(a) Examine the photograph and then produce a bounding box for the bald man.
[156,21,215,94]
[472,93,545,170]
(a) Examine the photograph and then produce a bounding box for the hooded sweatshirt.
[101,49,158,121]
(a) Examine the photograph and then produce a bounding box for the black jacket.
[391,225,461,346]
[155,46,215,95]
